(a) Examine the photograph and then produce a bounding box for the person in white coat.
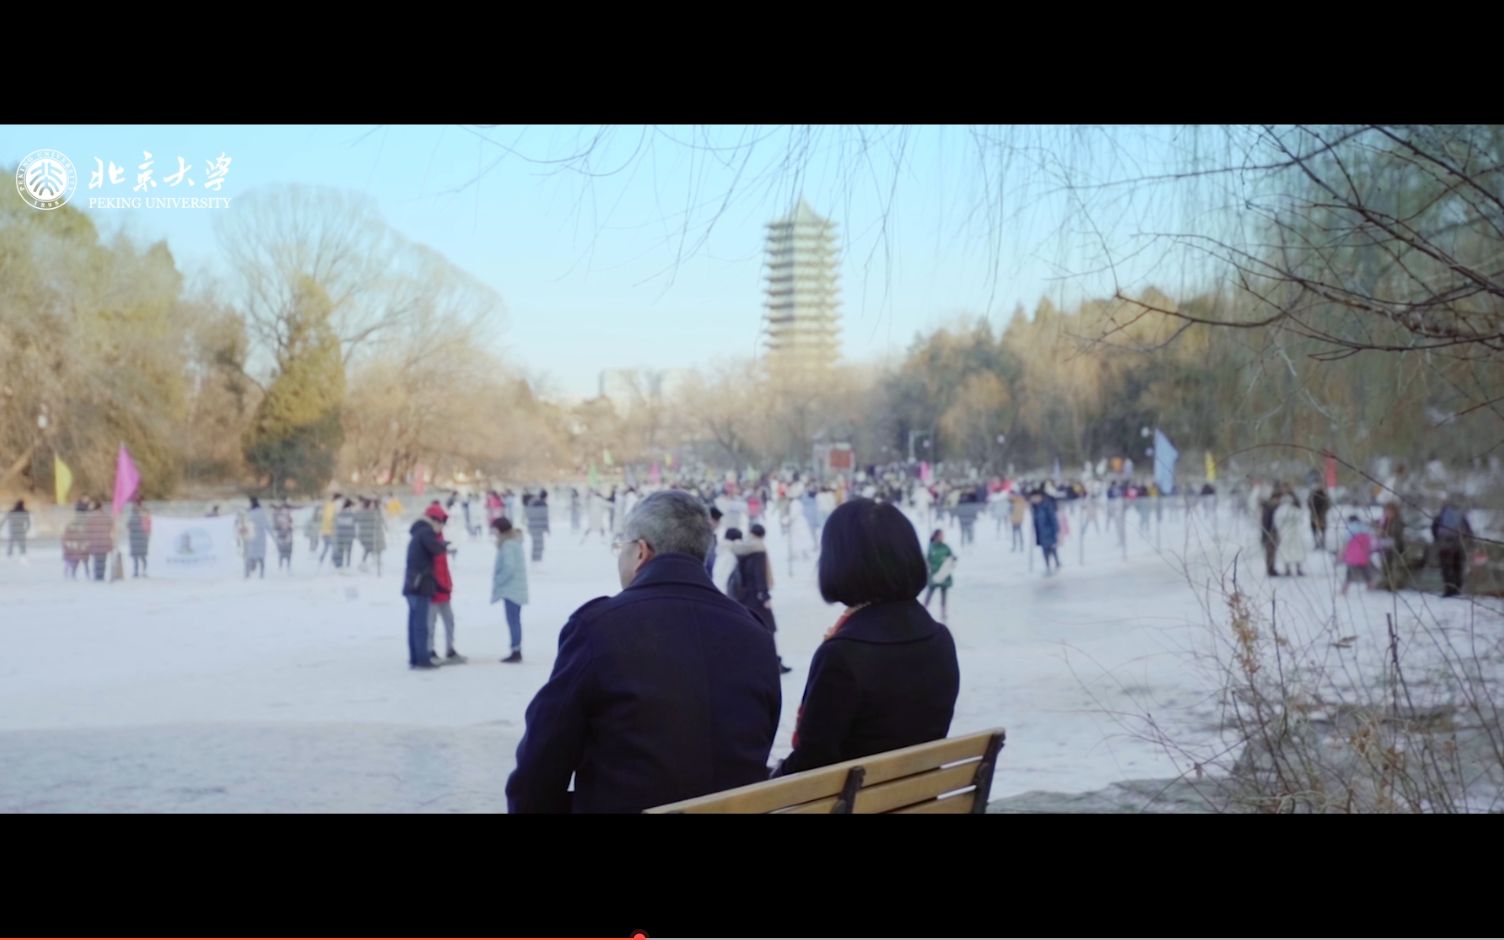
[913,484,934,527]
[1273,491,1308,576]
[620,488,640,530]
[242,496,272,579]
[581,488,608,545]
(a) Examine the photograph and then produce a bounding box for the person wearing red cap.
[403,502,449,669]
[426,503,464,663]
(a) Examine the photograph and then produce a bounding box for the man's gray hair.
[624,490,714,560]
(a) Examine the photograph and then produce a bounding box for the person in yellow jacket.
[319,492,340,566]
[1008,491,1029,552]
[385,494,403,518]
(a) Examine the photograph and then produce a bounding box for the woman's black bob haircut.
[817,498,927,606]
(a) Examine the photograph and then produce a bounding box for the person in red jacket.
[426,503,464,663]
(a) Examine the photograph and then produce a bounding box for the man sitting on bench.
[507,490,783,813]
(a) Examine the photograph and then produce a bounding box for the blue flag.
[1153,429,1179,495]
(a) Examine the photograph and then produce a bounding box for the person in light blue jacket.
[491,516,529,662]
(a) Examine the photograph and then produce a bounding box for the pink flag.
[414,464,427,498]
[112,444,140,516]
[1324,453,1338,490]
[920,461,932,483]
[650,462,662,484]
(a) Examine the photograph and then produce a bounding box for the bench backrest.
[644,728,1006,814]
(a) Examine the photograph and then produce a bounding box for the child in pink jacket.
[1341,515,1374,595]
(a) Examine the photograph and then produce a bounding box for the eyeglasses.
[612,536,651,554]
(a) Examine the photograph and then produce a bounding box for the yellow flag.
[54,456,73,505]
[1205,451,1217,483]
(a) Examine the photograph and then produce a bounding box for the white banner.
[146,515,242,579]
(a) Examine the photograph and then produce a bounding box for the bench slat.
[852,762,979,814]
[773,796,842,814]
[854,730,998,787]
[891,791,977,814]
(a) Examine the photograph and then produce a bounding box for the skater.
[1376,501,1409,591]
[319,493,340,566]
[1009,490,1028,552]
[127,497,151,577]
[1031,488,1062,574]
[304,504,320,553]
[705,506,723,578]
[273,501,295,570]
[62,511,89,580]
[242,496,270,579]
[1274,491,1307,577]
[581,488,609,545]
[1308,486,1332,551]
[84,499,114,581]
[725,525,792,674]
[1260,488,1282,576]
[913,482,934,528]
[1432,495,1475,598]
[490,516,528,662]
[461,492,476,538]
[1081,491,1101,537]
[989,490,1008,539]
[621,487,641,531]
[816,486,836,531]
[368,499,387,574]
[525,489,551,562]
[923,529,955,620]
[426,508,463,664]
[356,497,387,573]
[355,498,375,570]
[402,503,448,669]
[954,494,980,546]
[1339,515,1374,595]
[333,498,357,570]
[5,500,30,556]
[569,487,582,532]
[801,485,821,551]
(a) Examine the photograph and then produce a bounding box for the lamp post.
[29,409,49,490]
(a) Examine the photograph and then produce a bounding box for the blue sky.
[4,125,1223,398]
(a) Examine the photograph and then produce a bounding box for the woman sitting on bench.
[772,498,961,777]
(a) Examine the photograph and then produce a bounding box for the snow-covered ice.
[2,500,1498,811]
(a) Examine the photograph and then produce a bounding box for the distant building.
[763,198,841,378]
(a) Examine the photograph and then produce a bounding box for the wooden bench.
[644,728,1006,814]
